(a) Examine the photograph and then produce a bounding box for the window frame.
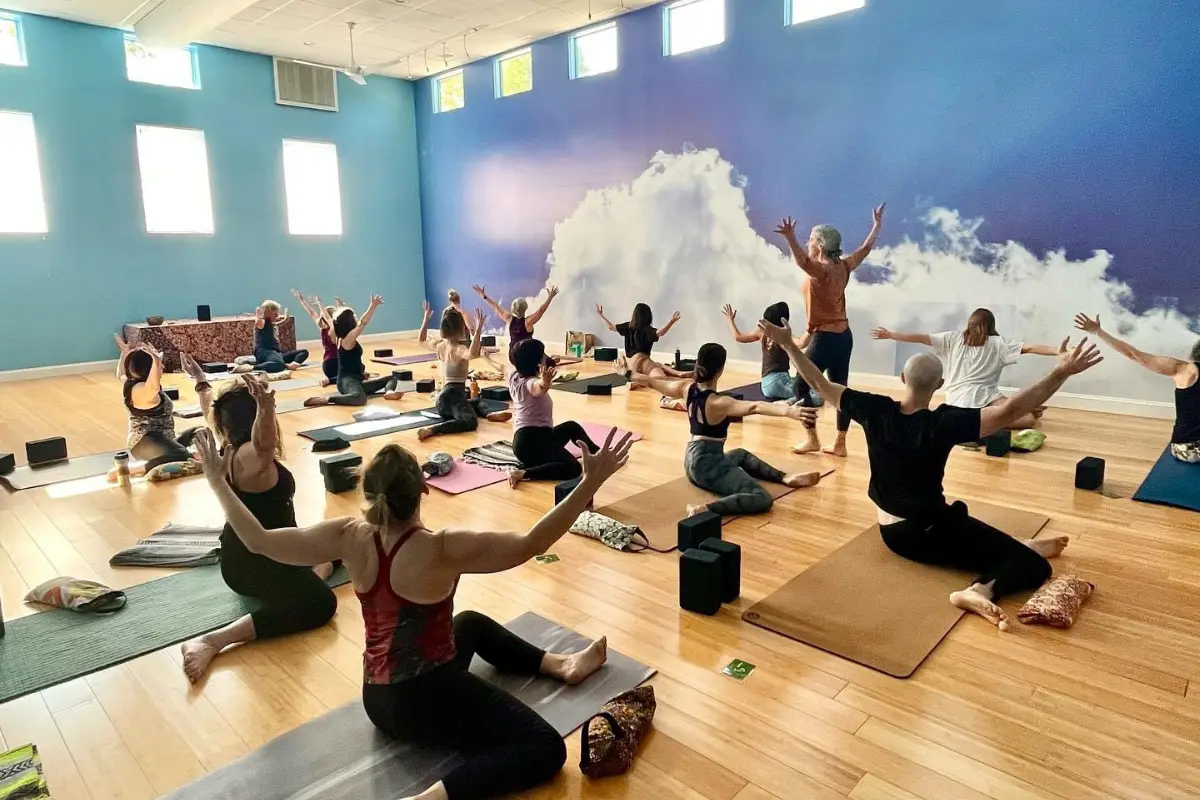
[0,109,49,234]
[0,12,27,68]
[493,47,533,98]
[134,123,215,236]
[785,0,866,27]
[662,0,726,57]
[123,34,201,90]
[569,21,618,80]
[281,138,343,237]
[432,68,465,114]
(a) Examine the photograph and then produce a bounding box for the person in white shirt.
[871,308,1060,429]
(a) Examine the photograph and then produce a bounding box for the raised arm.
[870,327,933,346]
[595,303,617,332]
[723,305,761,344]
[241,374,279,458]
[775,216,820,278]
[196,429,350,565]
[341,294,383,350]
[417,301,439,351]
[466,308,485,360]
[657,311,682,339]
[980,338,1102,437]
[255,305,266,330]
[291,289,322,326]
[472,285,512,323]
[525,285,559,327]
[844,204,885,271]
[437,431,633,574]
[760,318,845,408]
[629,373,691,398]
[1074,313,1191,381]
[180,353,215,423]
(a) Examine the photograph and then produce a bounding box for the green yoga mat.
[0,565,349,704]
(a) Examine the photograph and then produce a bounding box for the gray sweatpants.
[684,439,785,516]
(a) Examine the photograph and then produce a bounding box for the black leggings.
[511,422,599,481]
[218,533,337,638]
[426,384,490,437]
[361,611,565,800]
[879,501,1051,598]
[253,347,309,374]
[321,358,338,381]
[795,329,853,432]
[325,374,393,406]
[131,427,199,470]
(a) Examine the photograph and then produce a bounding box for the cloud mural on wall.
[531,148,1198,404]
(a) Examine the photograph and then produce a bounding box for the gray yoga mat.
[298,400,509,442]
[266,376,323,392]
[0,452,119,490]
[551,373,630,394]
[163,612,654,800]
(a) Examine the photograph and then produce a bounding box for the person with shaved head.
[758,316,1103,630]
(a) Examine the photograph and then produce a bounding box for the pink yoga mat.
[565,423,643,458]
[426,460,508,494]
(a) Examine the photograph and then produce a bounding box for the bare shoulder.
[1179,361,1200,389]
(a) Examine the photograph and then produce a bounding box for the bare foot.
[950,588,1010,631]
[303,396,329,407]
[486,411,512,423]
[1028,535,1069,559]
[685,503,709,518]
[822,440,848,458]
[181,638,220,682]
[508,469,525,489]
[383,391,405,400]
[417,428,435,442]
[313,562,335,580]
[792,433,821,455]
[557,637,608,685]
[231,363,253,374]
[783,471,822,488]
[286,362,303,371]
[319,378,332,388]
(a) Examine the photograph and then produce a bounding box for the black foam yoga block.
[392,369,413,382]
[374,348,393,357]
[679,549,723,615]
[0,452,14,475]
[699,538,741,603]
[481,386,511,401]
[163,387,180,401]
[554,476,593,508]
[197,304,211,322]
[1075,456,1105,490]
[416,379,436,393]
[26,437,67,467]
[481,335,497,347]
[319,452,362,476]
[678,510,720,551]
[201,362,228,374]
[985,429,1011,457]
[594,347,618,362]
[586,383,612,396]
[323,470,359,494]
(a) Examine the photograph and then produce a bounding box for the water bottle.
[674,349,681,368]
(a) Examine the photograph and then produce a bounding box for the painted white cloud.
[531,148,1197,404]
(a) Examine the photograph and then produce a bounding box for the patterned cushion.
[146,459,205,483]
[1018,575,1094,628]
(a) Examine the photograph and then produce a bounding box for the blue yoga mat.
[1132,446,1200,512]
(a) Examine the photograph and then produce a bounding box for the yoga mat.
[162,612,656,800]
[0,565,351,704]
[1132,446,1200,512]
[426,460,508,494]
[298,401,509,443]
[564,423,643,457]
[174,396,314,418]
[0,452,120,491]
[741,501,1049,678]
[371,352,438,367]
[551,373,630,394]
[722,382,770,402]
[595,475,800,551]
[264,376,322,392]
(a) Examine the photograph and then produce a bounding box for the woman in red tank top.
[193,427,634,800]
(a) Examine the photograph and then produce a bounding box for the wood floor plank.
[0,694,93,800]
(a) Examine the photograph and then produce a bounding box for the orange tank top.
[803,262,850,333]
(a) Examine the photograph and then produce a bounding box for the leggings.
[253,347,310,374]
[131,427,199,470]
[426,384,490,437]
[361,611,565,800]
[321,358,338,381]
[218,533,337,638]
[794,329,853,432]
[879,501,1051,598]
[684,439,785,516]
[511,422,600,481]
[325,374,395,406]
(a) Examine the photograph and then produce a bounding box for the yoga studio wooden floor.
[1,337,1198,800]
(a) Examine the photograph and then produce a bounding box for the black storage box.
[26,437,68,467]
[679,549,723,615]
[678,511,720,551]
[699,538,741,603]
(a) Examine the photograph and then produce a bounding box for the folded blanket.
[0,744,49,800]
[109,523,222,568]
[25,577,127,614]
[461,440,523,472]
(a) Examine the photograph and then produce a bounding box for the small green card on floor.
[722,659,756,680]
[534,554,560,564]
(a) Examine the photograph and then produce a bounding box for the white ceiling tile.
[257,11,322,30]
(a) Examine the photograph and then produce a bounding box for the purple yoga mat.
[426,460,508,494]
[723,382,770,402]
[564,423,643,458]
[372,353,438,366]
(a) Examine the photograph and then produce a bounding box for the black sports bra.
[687,385,730,439]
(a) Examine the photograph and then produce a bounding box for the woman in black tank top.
[631,343,822,519]
[721,301,825,405]
[472,284,561,359]
[595,302,693,382]
[179,377,338,682]
[303,296,406,407]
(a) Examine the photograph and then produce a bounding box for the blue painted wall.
[413,0,1200,402]
[0,12,424,371]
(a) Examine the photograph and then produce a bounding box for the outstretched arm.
[180,353,215,423]
[870,327,932,346]
[525,286,559,327]
[775,216,820,278]
[759,318,845,408]
[472,285,512,323]
[467,309,485,359]
[290,289,321,326]
[657,311,682,338]
[240,374,279,458]
[723,305,761,344]
[629,373,691,398]
[844,204,886,271]
[1074,313,1190,380]
[595,304,617,332]
[708,395,817,424]
[341,294,383,350]
[980,338,1103,437]
[1020,344,1060,356]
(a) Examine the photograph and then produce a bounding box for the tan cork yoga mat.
[595,476,800,551]
[742,501,1050,678]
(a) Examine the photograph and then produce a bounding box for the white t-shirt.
[928,331,1023,409]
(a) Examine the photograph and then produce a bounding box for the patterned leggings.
[1170,441,1200,463]
[684,439,785,516]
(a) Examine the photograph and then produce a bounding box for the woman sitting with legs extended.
[1075,313,1200,462]
[595,302,691,385]
[871,308,1060,429]
[192,427,634,800]
[506,339,601,488]
[722,301,822,405]
[632,343,822,520]
[416,301,512,441]
[473,284,560,359]
[304,294,405,407]
[180,375,338,681]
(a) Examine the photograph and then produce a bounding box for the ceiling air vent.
[274,58,339,112]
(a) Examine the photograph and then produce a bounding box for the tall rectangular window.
[0,111,48,233]
[494,48,532,98]
[125,36,200,89]
[569,22,618,79]
[787,0,865,26]
[664,0,725,56]
[282,140,342,236]
[434,69,464,113]
[0,14,26,67]
[135,125,214,235]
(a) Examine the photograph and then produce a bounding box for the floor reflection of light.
[45,475,127,499]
